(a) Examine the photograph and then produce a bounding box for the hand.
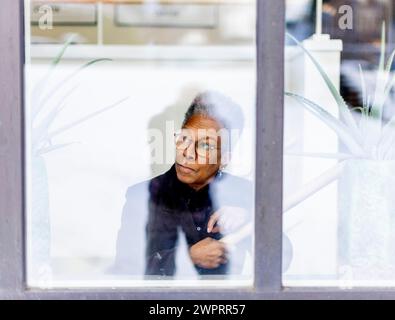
[189,237,227,269]
[207,206,248,234]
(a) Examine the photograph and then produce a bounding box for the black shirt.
[113,164,253,278]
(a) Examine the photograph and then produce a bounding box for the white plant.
[286,23,395,160]
[31,36,128,156]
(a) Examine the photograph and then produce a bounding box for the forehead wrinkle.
[182,115,223,145]
[182,128,220,141]
[184,115,222,130]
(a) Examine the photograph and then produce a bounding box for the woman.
[113,91,253,278]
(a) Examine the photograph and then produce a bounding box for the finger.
[217,242,228,253]
[204,259,219,269]
[210,225,221,234]
[213,249,224,257]
[211,248,227,260]
[207,212,220,233]
[215,256,227,265]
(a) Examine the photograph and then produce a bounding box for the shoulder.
[121,175,160,220]
[125,180,149,200]
[219,172,253,189]
[125,168,171,201]
[211,172,254,209]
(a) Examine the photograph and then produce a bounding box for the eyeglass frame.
[173,129,223,160]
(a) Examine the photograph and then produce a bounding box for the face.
[175,114,224,190]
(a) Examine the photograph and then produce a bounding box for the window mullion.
[0,0,25,295]
[255,0,285,292]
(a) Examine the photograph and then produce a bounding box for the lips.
[176,163,196,174]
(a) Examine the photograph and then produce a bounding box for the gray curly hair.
[182,91,244,153]
[183,91,244,132]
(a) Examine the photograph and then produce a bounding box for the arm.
[189,175,254,273]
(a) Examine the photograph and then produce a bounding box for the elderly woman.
[113,91,253,278]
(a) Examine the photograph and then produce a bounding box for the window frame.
[2,0,393,299]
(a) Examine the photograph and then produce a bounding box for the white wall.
[25,58,256,277]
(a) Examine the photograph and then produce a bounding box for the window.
[283,0,395,288]
[5,0,395,300]
[24,0,257,288]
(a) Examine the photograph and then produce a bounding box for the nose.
[183,143,196,161]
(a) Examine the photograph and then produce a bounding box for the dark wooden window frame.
[1,0,393,299]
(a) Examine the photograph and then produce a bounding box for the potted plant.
[28,36,128,283]
[286,24,395,281]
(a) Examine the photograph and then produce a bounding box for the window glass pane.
[25,0,256,288]
[283,0,395,286]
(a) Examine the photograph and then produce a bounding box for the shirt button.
[196,227,201,231]
[155,252,162,260]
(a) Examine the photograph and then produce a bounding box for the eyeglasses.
[174,130,220,158]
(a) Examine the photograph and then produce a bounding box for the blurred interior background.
[26,0,395,288]
[26,0,257,287]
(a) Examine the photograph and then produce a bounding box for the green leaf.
[32,85,79,147]
[286,92,365,157]
[379,22,386,73]
[36,142,79,156]
[286,33,362,144]
[51,35,75,67]
[358,64,367,110]
[285,151,354,160]
[31,36,75,117]
[33,58,112,119]
[385,48,395,73]
[47,96,129,139]
[368,22,387,146]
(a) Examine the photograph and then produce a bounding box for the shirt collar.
[169,164,222,196]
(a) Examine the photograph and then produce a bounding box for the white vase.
[338,159,395,281]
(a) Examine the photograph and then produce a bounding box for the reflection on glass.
[283,0,395,286]
[113,92,253,279]
[25,0,256,287]
[30,0,255,45]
